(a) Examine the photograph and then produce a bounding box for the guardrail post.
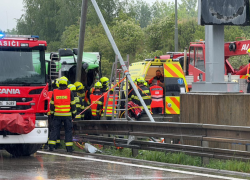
[132,137,138,157]
[246,144,250,152]
[202,140,209,165]
[103,134,109,149]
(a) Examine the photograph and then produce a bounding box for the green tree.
[145,15,175,52]
[61,24,80,49]
[133,1,152,28]
[178,19,205,51]
[178,0,197,19]
[112,18,144,57]
[134,49,164,62]
[17,0,60,43]
[151,1,175,19]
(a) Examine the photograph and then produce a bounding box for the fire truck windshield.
[0,49,46,85]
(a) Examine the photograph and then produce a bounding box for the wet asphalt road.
[0,150,243,180]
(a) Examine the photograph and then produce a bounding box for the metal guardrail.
[70,120,250,162]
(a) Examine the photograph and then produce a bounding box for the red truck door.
[189,46,206,82]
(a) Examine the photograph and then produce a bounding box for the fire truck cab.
[0,34,49,156]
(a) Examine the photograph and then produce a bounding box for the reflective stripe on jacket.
[75,96,84,119]
[53,88,72,116]
[150,85,164,108]
[90,93,103,116]
[132,86,151,110]
[102,92,119,117]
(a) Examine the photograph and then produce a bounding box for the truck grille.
[0,97,32,102]
[0,105,32,110]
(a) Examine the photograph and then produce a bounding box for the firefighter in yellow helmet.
[74,81,90,119]
[48,76,76,152]
[100,77,109,93]
[90,82,104,120]
[68,84,84,121]
[131,77,151,113]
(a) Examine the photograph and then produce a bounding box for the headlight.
[35,120,48,128]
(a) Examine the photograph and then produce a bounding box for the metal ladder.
[104,55,129,120]
[49,53,60,81]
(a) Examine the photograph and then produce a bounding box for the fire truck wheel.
[4,144,42,156]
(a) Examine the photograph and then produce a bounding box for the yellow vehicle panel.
[129,61,151,79]
[165,96,180,114]
[129,58,188,115]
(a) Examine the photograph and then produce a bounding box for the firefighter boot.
[66,146,74,153]
[49,145,55,151]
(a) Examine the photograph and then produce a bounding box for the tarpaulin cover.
[0,114,35,134]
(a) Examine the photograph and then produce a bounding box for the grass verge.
[59,141,250,173]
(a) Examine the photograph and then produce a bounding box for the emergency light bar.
[3,35,39,40]
[0,33,4,39]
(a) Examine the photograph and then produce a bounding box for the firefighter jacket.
[77,89,90,106]
[50,86,76,117]
[132,85,151,110]
[102,91,119,117]
[73,92,84,120]
[47,91,53,116]
[101,86,109,93]
[90,91,104,117]
[150,85,164,108]
[128,87,135,101]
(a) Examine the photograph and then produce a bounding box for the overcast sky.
[0,0,175,31]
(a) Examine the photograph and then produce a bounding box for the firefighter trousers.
[247,82,250,93]
[49,116,73,149]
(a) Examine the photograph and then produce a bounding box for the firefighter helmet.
[100,77,109,85]
[54,78,60,88]
[74,81,84,91]
[68,84,76,91]
[136,77,145,83]
[94,81,102,88]
[58,76,68,85]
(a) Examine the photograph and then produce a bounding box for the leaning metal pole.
[91,0,155,122]
[175,0,178,52]
[76,0,88,82]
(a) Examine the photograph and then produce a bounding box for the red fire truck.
[0,34,49,156]
[159,38,250,91]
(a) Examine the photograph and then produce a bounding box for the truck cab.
[0,34,49,156]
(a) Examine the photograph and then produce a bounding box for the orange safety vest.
[53,89,71,116]
[103,93,119,117]
[90,94,102,116]
[150,85,164,108]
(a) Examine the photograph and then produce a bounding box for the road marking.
[38,151,245,180]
